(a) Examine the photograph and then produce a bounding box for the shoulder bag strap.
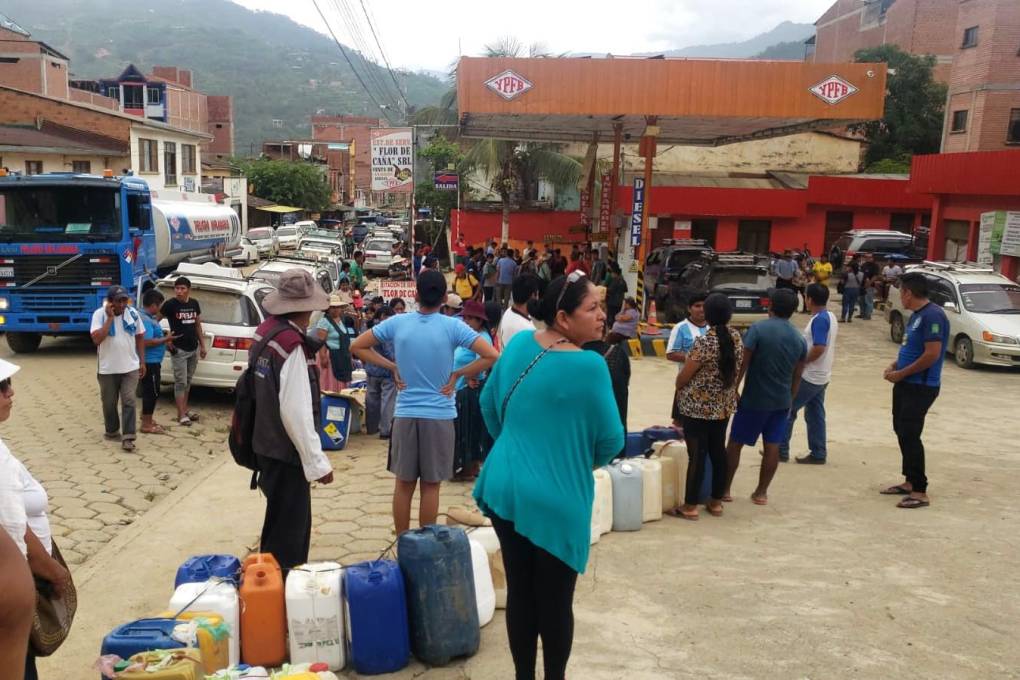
[500,338,567,421]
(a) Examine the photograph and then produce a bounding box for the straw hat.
[328,292,354,307]
[262,269,330,315]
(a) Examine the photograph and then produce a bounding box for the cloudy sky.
[232,0,834,72]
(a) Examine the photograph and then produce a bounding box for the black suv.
[646,239,714,322]
[664,253,776,326]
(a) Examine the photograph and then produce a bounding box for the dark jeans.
[256,454,311,573]
[140,362,161,416]
[841,288,860,321]
[483,286,494,302]
[491,514,578,680]
[682,416,729,504]
[892,382,940,493]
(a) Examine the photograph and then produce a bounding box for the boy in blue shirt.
[881,272,949,509]
[352,269,499,534]
[139,289,176,435]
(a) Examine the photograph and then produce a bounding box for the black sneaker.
[795,454,826,465]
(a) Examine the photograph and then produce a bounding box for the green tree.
[235,159,332,210]
[853,45,947,169]
[414,136,465,248]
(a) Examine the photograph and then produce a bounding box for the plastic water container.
[168,580,240,667]
[658,454,679,512]
[117,650,204,680]
[320,394,354,450]
[285,562,346,671]
[343,560,410,675]
[240,554,287,667]
[591,468,614,542]
[469,539,495,627]
[642,426,677,449]
[607,461,643,532]
[100,618,184,661]
[466,527,506,609]
[171,614,229,674]
[629,458,663,522]
[622,432,647,457]
[655,440,687,486]
[174,554,241,588]
[397,525,480,665]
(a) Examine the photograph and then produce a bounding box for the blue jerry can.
[174,554,241,589]
[642,426,677,449]
[320,394,353,450]
[343,560,411,675]
[100,618,184,660]
[622,432,647,457]
[397,525,480,666]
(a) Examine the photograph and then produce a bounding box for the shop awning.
[256,205,303,213]
[457,57,887,146]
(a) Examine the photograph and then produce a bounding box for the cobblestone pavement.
[2,335,234,567]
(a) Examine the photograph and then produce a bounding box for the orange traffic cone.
[644,300,662,335]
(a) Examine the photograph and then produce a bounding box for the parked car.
[155,262,275,390]
[298,231,347,260]
[292,220,317,235]
[886,261,1020,369]
[250,254,339,294]
[361,236,398,274]
[230,236,260,266]
[645,239,714,322]
[246,227,278,257]
[275,225,301,250]
[830,229,924,267]
[351,222,373,244]
[666,253,775,327]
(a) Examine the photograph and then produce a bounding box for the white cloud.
[232,0,834,71]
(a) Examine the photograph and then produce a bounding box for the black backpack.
[229,324,289,489]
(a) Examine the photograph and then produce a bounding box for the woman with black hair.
[452,301,496,481]
[668,293,743,520]
[474,272,624,680]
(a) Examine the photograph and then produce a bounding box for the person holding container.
[473,271,624,680]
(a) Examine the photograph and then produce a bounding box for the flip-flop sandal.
[751,495,768,506]
[178,417,192,427]
[897,497,930,509]
[880,485,912,495]
[705,505,724,517]
[141,425,167,435]
[665,508,699,521]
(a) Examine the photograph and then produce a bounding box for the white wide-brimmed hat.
[0,357,20,382]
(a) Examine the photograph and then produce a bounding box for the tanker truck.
[0,171,241,353]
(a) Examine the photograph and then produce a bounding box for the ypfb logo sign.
[484,70,533,101]
[809,75,859,105]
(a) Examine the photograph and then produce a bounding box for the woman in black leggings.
[669,293,743,520]
[473,273,625,680]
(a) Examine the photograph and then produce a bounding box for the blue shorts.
[730,407,789,446]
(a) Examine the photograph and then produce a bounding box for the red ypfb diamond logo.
[810,75,859,104]
[484,70,533,101]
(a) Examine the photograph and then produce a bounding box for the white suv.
[886,261,1020,369]
[156,262,276,389]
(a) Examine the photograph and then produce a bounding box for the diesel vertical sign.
[630,177,645,246]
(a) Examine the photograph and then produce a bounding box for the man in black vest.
[251,269,334,571]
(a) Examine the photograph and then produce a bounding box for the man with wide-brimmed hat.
[248,269,334,571]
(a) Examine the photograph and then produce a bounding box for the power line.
[331,0,402,114]
[357,0,411,112]
[311,0,394,124]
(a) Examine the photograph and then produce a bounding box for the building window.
[951,110,968,133]
[215,123,223,129]
[1008,109,1020,144]
[961,26,978,49]
[890,213,914,233]
[147,87,162,105]
[182,144,197,174]
[123,85,144,109]
[138,138,159,173]
[72,160,91,174]
[24,161,43,175]
[164,141,178,186]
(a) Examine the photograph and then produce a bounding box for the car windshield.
[156,284,252,326]
[0,186,121,242]
[365,240,393,252]
[709,268,770,289]
[248,228,272,240]
[959,283,1020,314]
[277,227,297,237]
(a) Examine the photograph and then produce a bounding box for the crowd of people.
[0,231,951,680]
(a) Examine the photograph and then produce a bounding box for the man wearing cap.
[443,293,464,317]
[352,269,499,535]
[452,263,478,301]
[248,269,334,570]
[90,286,146,452]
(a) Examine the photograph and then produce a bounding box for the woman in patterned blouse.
[669,293,744,520]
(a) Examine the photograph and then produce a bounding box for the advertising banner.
[370,127,414,193]
[598,172,612,231]
[630,177,645,246]
[434,171,459,191]
[1000,212,1020,258]
[378,280,418,308]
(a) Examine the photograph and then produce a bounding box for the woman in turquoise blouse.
[474,272,624,680]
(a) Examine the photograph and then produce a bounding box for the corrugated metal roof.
[0,125,125,155]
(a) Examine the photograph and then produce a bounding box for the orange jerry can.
[239,552,287,667]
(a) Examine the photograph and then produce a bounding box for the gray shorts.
[171,348,199,397]
[388,417,455,483]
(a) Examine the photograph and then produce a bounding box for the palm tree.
[443,37,581,243]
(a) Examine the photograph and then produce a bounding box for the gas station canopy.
[457,57,887,145]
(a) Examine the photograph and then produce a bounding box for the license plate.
[0,267,13,278]
[735,299,752,309]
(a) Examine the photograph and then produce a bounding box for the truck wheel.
[954,336,975,369]
[889,312,904,344]
[6,332,42,354]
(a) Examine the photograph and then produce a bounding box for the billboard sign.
[630,177,645,246]
[370,127,413,193]
[484,69,533,101]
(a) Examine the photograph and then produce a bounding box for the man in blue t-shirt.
[666,292,709,427]
[880,272,949,510]
[351,269,499,534]
[494,248,518,309]
[725,288,807,506]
